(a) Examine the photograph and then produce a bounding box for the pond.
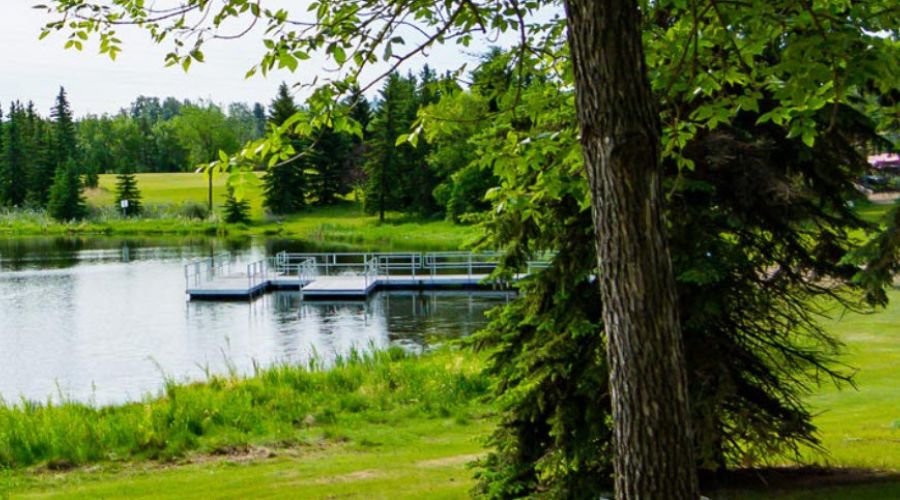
[0,237,509,406]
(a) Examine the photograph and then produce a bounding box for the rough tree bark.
[562,0,700,498]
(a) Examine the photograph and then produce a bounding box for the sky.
[0,1,499,118]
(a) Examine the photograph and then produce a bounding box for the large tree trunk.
[563,1,699,498]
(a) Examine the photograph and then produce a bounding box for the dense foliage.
[47,159,86,221]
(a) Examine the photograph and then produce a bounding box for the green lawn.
[85,172,267,219]
[4,173,478,250]
[5,419,492,499]
[801,292,900,470]
[722,288,900,499]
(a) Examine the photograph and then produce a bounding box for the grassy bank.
[0,348,489,470]
[3,291,899,498]
[0,348,492,497]
[1,173,476,250]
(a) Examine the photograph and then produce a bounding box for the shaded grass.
[854,198,898,225]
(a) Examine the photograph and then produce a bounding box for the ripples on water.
[0,237,509,406]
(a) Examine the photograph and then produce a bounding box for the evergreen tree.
[1,102,28,207]
[114,165,142,216]
[27,122,55,207]
[364,73,417,221]
[268,82,299,124]
[47,159,86,220]
[252,102,267,137]
[262,82,307,214]
[404,65,441,216]
[222,185,251,223]
[310,127,351,205]
[51,87,78,172]
[345,85,372,202]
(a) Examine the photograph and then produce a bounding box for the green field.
[3,173,477,250]
[84,172,267,219]
[2,290,898,499]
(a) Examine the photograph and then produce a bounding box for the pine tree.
[114,165,142,216]
[47,159,86,221]
[252,102,267,137]
[27,124,56,207]
[405,65,441,216]
[51,87,78,171]
[222,185,251,223]
[346,85,372,203]
[269,82,299,125]
[1,102,28,208]
[365,73,417,221]
[262,82,307,214]
[310,126,351,205]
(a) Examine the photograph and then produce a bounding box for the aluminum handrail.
[271,251,550,283]
[184,253,234,289]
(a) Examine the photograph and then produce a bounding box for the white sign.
[120,200,129,208]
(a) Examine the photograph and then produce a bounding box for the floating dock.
[185,252,542,301]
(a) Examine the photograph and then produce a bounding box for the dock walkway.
[185,252,543,301]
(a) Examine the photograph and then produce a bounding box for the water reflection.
[0,237,508,406]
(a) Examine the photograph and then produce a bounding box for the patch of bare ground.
[416,453,484,468]
[868,192,900,203]
[313,469,382,484]
[703,466,900,492]
[32,439,338,477]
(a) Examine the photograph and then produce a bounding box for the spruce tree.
[47,159,86,221]
[346,85,372,203]
[1,102,28,208]
[310,127,351,205]
[365,73,417,221]
[27,125,56,207]
[405,65,441,216]
[222,185,251,223]
[114,165,142,216]
[252,102,267,137]
[262,82,307,214]
[51,87,78,171]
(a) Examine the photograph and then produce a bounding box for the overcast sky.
[0,2,496,117]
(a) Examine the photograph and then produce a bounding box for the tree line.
[1,66,497,222]
[0,88,84,219]
[261,63,489,222]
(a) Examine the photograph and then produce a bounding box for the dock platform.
[185,252,542,301]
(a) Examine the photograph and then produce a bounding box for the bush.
[178,201,210,220]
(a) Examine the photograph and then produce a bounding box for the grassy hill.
[84,172,267,219]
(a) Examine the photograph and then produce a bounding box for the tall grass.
[0,348,489,470]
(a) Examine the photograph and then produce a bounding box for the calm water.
[0,237,508,406]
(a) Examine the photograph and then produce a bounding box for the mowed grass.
[800,289,900,470]
[4,173,478,249]
[5,419,492,500]
[84,172,267,219]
